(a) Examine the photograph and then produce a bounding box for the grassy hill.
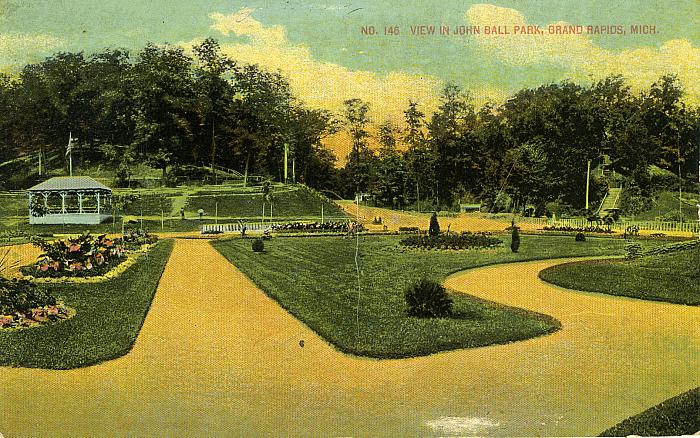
[633,191,698,221]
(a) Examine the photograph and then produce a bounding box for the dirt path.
[0,240,698,436]
[0,243,41,276]
[337,201,543,233]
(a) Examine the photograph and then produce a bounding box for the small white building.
[27,176,113,225]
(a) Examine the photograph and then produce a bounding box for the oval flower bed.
[0,278,74,330]
[20,230,158,282]
[400,232,502,250]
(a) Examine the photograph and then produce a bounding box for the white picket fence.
[527,217,699,233]
[201,222,280,234]
[482,214,699,234]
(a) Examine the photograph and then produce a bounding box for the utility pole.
[211,121,217,185]
[585,159,591,212]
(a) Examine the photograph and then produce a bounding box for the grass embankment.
[213,235,632,358]
[633,190,699,221]
[0,239,173,369]
[600,387,700,436]
[186,185,345,219]
[0,184,346,232]
[539,244,700,305]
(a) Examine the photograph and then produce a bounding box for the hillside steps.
[598,187,622,214]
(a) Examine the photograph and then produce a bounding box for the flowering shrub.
[21,231,155,279]
[0,278,71,329]
[400,232,502,250]
[121,229,158,249]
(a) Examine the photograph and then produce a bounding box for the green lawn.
[600,387,700,436]
[212,234,632,358]
[539,245,700,305]
[0,239,173,369]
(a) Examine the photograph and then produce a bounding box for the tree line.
[0,38,339,188]
[0,38,698,216]
[339,75,699,215]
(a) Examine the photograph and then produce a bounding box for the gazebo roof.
[27,176,111,192]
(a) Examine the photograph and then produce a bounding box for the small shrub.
[404,278,453,318]
[251,238,265,252]
[511,226,520,253]
[575,233,586,242]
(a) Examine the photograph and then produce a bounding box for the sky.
[1,0,698,158]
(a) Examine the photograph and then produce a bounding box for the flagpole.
[66,132,73,177]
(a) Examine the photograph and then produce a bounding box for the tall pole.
[66,132,74,177]
[284,143,289,183]
[585,159,591,212]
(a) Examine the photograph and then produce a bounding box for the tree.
[342,98,375,194]
[374,120,405,207]
[131,43,198,182]
[428,83,477,207]
[403,100,432,210]
[192,38,237,170]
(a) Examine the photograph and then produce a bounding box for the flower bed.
[400,232,502,250]
[20,230,158,280]
[272,221,355,233]
[541,225,615,234]
[0,278,73,329]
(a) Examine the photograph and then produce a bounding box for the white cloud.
[0,32,62,73]
[466,4,700,105]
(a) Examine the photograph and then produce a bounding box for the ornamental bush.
[428,212,440,237]
[404,278,453,318]
[575,232,586,242]
[252,238,265,252]
[510,226,520,253]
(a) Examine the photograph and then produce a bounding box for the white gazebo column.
[43,192,49,210]
[60,192,67,214]
[97,192,101,215]
[78,192,84,214]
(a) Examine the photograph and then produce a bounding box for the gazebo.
[27,176,113,225]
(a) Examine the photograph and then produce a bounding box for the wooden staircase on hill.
[597,187,623,215]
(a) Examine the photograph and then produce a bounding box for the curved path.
[0,240,698,436]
